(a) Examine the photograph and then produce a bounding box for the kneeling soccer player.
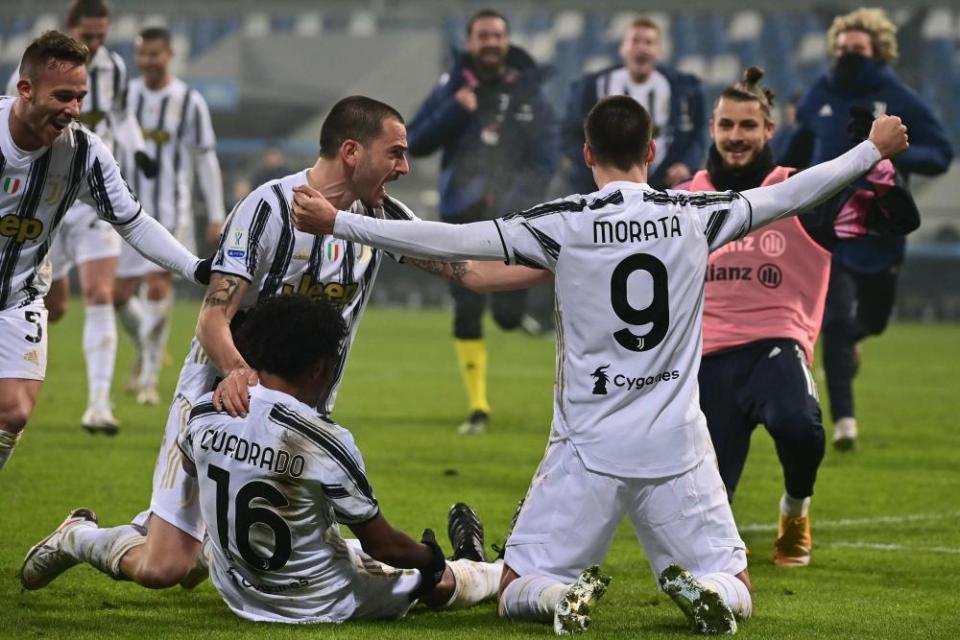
[21,294,500,623]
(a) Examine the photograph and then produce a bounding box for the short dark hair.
[236,295,347,380]
[715,66,776,121]
[318,95,404,159]
[467,9,509,36]
[138,26,172,48]
[19,30,90,81]
[66,0,111,28]
[584,96,652,172]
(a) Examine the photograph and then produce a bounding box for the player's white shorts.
[116,241,166,279]
[49,202,122,281]
[149,341,220,541]
[504,439,747,584]
[0,301,48,381]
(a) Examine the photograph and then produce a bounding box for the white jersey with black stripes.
[179,384,381,623]
[0,96,144,310]
[122,76,224,232]
[204,171,417,413]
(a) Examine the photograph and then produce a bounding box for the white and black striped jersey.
[0,96,143,310]
[121,76,224,231]
[493,182,751,478]
[6,46,144,155]
[595,68,672,175]
[179,384,378,623]
[207,170,416,414]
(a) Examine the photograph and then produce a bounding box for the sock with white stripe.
[700,572,753,620]
[499,574,569,621]
[780,492,811,517]
[443,559,502,609]
[83,304,117,405]
[0,429,20,471]
[63,523,146,579]
[139,296,172,388]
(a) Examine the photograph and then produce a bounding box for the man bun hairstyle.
[235,295,347,381]
[19,30,90,81]
[66,0,111,28]
[584,95,652,172]
[319,95,404,159]
[715,66,776,121]
[827,8,898,64]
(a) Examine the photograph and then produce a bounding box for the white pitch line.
[738,511,960,533]
[824,541,960,555]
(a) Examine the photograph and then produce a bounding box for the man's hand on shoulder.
[292,185,338,235]
[868,115,909,160]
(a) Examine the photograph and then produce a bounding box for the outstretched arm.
[405,259,552,292]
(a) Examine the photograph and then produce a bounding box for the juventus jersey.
[122,77,223,231]
[7,46,142,153]
[597,69,672,175]
[208,170,416,413]
[0,97,143,310]
[179,385,379,623]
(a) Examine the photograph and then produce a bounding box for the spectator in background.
[407,8,559,435]
[562,16,706,192]
[780,8,953,450]
[769,92,800,160]
[250,142,293,187]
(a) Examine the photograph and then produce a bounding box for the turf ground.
[1,302,958,639]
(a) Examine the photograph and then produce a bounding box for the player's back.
[528,181,749,478]
[180,385,381,623]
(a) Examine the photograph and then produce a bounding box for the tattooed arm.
[405,259,552,292]
[197,273,257,416]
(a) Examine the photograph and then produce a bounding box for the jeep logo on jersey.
[759,230,786,257]
[0,215,43,243]
[758,263,783,289]
[281,274,359,305]
[591,365,611,395]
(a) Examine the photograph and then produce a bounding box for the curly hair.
[827,8,898,64]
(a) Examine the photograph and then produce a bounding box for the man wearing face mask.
[680,67,919,568]
[407,9,559,435]
[780,8,952,451]
[563,16,706,192]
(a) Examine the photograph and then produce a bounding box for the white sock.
[116,297,145,347]
[700,572,753,620]
[63,523,145,579]
[83,304,117,405]
[443,559,503,609]
[499,574,569,621]
[0,430,19,471]
[780,492,811,517]
[139,296,171,388]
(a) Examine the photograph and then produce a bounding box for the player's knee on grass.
[132,554,196,589]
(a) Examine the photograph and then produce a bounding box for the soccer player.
[113,26,226,405]
[289,97,909,634]
[680,68,919,567]
[6,0,156,433]
[0,31,208,471]
[19,95,529,595]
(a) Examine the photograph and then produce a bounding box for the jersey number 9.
[610,253,670,352]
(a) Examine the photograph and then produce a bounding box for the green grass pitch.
[2,303,958,639]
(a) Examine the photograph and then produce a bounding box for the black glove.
[135,151,159,178]
[194,255,213,285]
[409,528,447,602]
[848,105,874,146]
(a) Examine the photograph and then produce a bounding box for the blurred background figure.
[250,142,293,187]
[779,8,953,451]
[406,8,559,435]
[563,16,706,192]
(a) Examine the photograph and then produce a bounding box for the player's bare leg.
[77,256,120,435]
[118,514,202,588]
[0,379,41,470]
[113,275,145,393]
[44,278,69,323]
[136,272,174,405]
[498,564,612,635]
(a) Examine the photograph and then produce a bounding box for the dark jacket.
[562,64,706,193]
[407,46,559,221]
[779,59,953,272]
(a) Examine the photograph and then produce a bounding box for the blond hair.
[827,8,898,64]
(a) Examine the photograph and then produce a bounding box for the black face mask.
[833,53,870,85]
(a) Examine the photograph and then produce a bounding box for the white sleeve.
[114,213,202,283]
[107,56,146,154]
[76,134,143,224]
[316,431,379,525]
[194,150,226,223]
[211,192,279,282]
[741,140,882,233]
[494,197,579,270]
[333,213,506,261]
